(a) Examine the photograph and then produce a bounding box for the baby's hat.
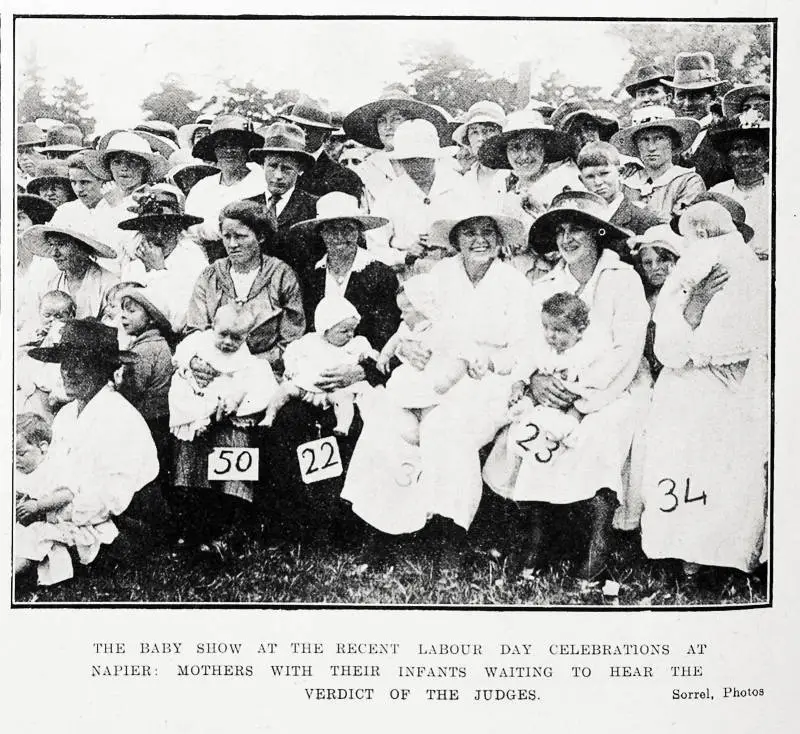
[314,296,361,335]
[402,274,440,320]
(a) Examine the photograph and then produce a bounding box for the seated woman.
[342,204,532,569]
[14,319,159,587]
[263,192,400,544]
[483,191,650,581]
[640,201,768,585]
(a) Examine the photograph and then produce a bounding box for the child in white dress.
[263,296,378,435]
[15,412,52,512]
[170,303,277,441]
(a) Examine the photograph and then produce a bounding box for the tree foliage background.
[140,74,201,128]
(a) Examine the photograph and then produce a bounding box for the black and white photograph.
[11,14,774,609]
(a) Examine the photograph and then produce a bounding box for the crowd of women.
[13,49,771,596]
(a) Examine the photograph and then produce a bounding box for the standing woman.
[343,85,447,211]
[185,116,266,261]
[484,191,650,580]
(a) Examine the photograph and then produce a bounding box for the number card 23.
[297,436,343,484]
[208,447,259,481]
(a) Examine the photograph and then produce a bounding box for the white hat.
[314,296,361,335]
[401,274,441,320]
[452,101,506,147]
[610,106,700,157]
[98,131,170,182]
[290,192,388,234]
[630,224,686,260]
[428,197,525,253]
[387,119,443,160]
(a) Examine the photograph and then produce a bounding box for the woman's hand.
[395,338,432,371]
[190,356,219,389]
[508,380,527,407]
[529,372,579,410]
[314,364,366,392]
[683,263,730,328]
[135,241,167,272]
[16,499,40,525]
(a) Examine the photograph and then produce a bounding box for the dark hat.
[722,84,770,119]
[26,161,77,200]
[281,96,337,130]
[708,116,770,154]
[550,99,619,140]
[669,191,754,243]
[343,84,448,150]
[478,110,571,170]
[17,194,56,225]
[118,184,203,231]
[39,124,85,155]
[624,64,674,97]
[18,122,47,148]
[662,51,726,90]
[192,115,265,163]
[249,121,315,170]
[29,318,137,365]
[528,190,630,256]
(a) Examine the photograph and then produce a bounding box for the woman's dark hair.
[541,291,590,333]
[314,218,368,252]
[219,199,277,251]
[635,245,679,297]
[632,126,681,152]
[448,216,503,249]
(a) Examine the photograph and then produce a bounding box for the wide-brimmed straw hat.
[249,121,315,170]
[452,101,506,147]
[630,223,686,260]
[21,223,117,259]
[722,83,770,119]
[550,100,619,140]
[528,190,630,255]
[29,318,137,366]
[178,115,214,150]
[39,124,85,155]
[166,149,219,191]
[662,51,726,90]
[290,192,388,235]
[281,96,337,130]
[343,85,448,150]
[428,200,525,253]
[17,194,56,225]
[477,109,571,170]
[118,184,203,231]
[99,128,177,163]
[387,120,444,160]
[135,120,179,145]
[624,64,674,97]
[118,285,173,334]
[610,105,701,157]
[26,161,77,200]
[97,131,170,182]
[708,115,770,154]
[192,115,265,162]
[669,191,755,243]
[18,122,47,148]
[69,149,113,182]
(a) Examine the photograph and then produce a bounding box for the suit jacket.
[610,195,665,235]
[302,257,401,385]
[677,128,730,190]
[298,151,364,200]
[248,188,320,275]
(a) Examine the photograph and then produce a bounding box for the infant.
[169,303,277,440]
[263,296,378,435]
[15,412,52,523]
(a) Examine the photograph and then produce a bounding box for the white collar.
[627,164,695,191]
[310,147,323,161]
[315,246,375,272]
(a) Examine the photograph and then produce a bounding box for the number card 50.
[296,437,343,484]
[208,447,259,481]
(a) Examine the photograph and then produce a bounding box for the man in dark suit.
[281,97,364,201]
[248,121,320,276]
[577,141,663,235]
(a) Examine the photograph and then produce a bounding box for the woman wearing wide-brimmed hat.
[343,84,447,210]
[165,149,219,197]
[17,193,55,233]
[184,115,265,259]
[116,184,208,332]
[26,160,77,209]
[17,122,47,188]
[15,319,159,586]
[342,200,535,570]
[38,123,86,160]
[21,223,119,321]
[483,190,650,581]
[16,194,59,330]
[612,105,705,221]
[477,109,572,231]
[451,100,508,198]
[722,83,770,122]
[178,115,214,151]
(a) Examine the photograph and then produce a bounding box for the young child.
[263,296,378,435]
[170,303,277,441]
[16,291,75,420]
[101,280,143,349]
[15,412,52,521]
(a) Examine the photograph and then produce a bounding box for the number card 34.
[208,447,259,481]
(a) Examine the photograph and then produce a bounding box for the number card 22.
[297,436,343,484]
[208,447,259,481]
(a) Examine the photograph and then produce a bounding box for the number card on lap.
[508,421,564,464]
[297,436,343,484]
[208,448,259,481]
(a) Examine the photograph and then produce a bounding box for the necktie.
[268,193,280,220]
